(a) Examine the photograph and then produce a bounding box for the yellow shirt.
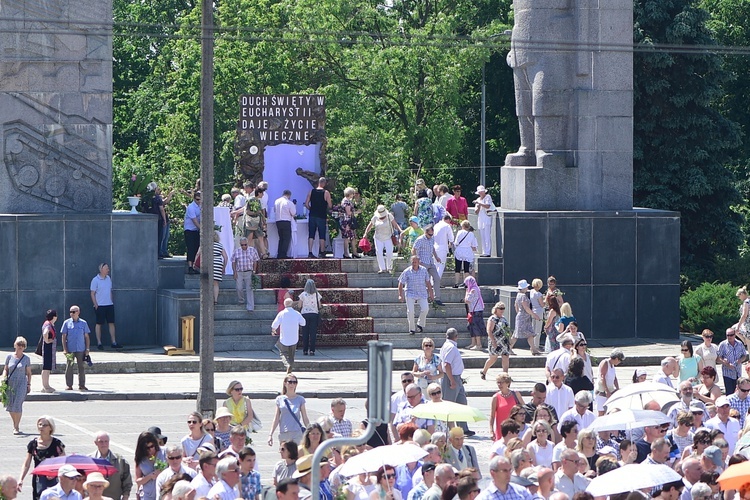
[225,397,247,426]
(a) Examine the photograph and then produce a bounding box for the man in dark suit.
[445,427,481,479]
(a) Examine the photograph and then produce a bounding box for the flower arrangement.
[127,174,152,197]
[65,353,76,365]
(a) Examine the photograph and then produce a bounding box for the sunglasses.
[402,379,414,384]
[681,349,689,352]
[168,456,182,460]
[233,387,243,391]
[499,307,506,310]
[384,474,396,480]
[286,380,298,384]
[703,335,714,338]
[423,344,433,347]
[205,427,215,432]
[728,333,737,337]
[740,388,750,393]
[70,310,79,314]
[187,420,199,424]
[146,444,156,449]
[430,390,442,396]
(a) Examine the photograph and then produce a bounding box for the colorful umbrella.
[31,455,117,478]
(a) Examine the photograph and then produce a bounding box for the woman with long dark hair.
[134,431,165,500]
[40,309,57,393]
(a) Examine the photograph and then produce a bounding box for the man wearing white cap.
[473,186,493,257]
[705,395,740,453]
[39,465,81,500]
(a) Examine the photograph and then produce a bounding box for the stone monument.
[0,1,159,346]
[485,0,680,339]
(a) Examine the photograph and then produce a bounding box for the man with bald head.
[477,456,531,500]
[654,357,678,388]
[536,467,555,500]
[679,457,703,500]
[88,431,132,500]
[422,464,458,500]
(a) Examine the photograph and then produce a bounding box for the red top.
[446,196,469,221]
[493,391,520,440]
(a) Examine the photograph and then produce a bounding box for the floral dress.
[340,198,356,239]
[414,353,441,390]
[741,298,750,333]
[488,315,511,356]
[513,293,535,339]
[415,198,433,228]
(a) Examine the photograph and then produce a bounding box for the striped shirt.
[398,266,431,299]
[412,235,435,266]
[727,393,750,427]
[717,339,747,379]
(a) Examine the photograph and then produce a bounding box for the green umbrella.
[409,401,488,423]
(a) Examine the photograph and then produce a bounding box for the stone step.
[193,286,497,304]
[186,272,463,289]
[214,333,379,352]
[215,303,371,320]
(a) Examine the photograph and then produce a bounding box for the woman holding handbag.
[40,309,57,393]
[298,279,323,356]
[362,205,402,273]
[268,374,309,446]
[464,276,486,350]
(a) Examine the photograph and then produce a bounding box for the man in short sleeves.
[90,263,121,349]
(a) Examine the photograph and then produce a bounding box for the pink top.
[446,196,468,221]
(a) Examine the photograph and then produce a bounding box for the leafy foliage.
[633,0,743,272]
[680,281,738,336]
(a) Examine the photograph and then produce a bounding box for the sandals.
[480,371,486,380]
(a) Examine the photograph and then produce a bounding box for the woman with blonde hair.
[576,428,600,472]
[412,338,444,390]
[3,336,32,434]
[489,374,524,440]
[19,415,65,500]
[223,380,257,429]
[481,302,512,379]
[298,279,323,356]
[340,187,361,258]
[526,420,554,467]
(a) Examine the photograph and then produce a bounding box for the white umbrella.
[585,409,671,432]
[586,463,682,496]
[603,382,678,412]
[338,444,428,477]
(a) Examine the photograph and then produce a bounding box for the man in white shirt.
[274,189,296,258]
[432,214,454,277]
[440,328,472,435]
[557,392,595,433]
[207,457,241,500]
[190,451,218,498]
[390,372,415,443]
[554,449,590,497]
[705,395,741,453]
[546,368,574,420]
[654,357,678,387]
[155,445,197,499]
[545,336,573,381]
[271,298,306,374]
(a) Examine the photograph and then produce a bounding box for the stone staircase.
[182,256,497,351]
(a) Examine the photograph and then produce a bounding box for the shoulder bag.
[283,397,305,432]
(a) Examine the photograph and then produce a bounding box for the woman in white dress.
[452,220,478,287]
[473,185,493,256]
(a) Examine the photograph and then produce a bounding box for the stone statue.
[501,0,634,211]
[505,0,576,169]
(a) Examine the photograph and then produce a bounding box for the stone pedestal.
[0,213,157,346]
[478,208,681,339]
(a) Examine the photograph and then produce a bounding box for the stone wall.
[0,213,157,346]
[0,0,113,213]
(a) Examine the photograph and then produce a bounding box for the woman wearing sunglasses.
[223,379,258,430]
[268,375,309,446]
[369,465,401,500]
[134,431,166,500]
[181,411,209,467]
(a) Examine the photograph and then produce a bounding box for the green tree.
[633,0,743,272]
